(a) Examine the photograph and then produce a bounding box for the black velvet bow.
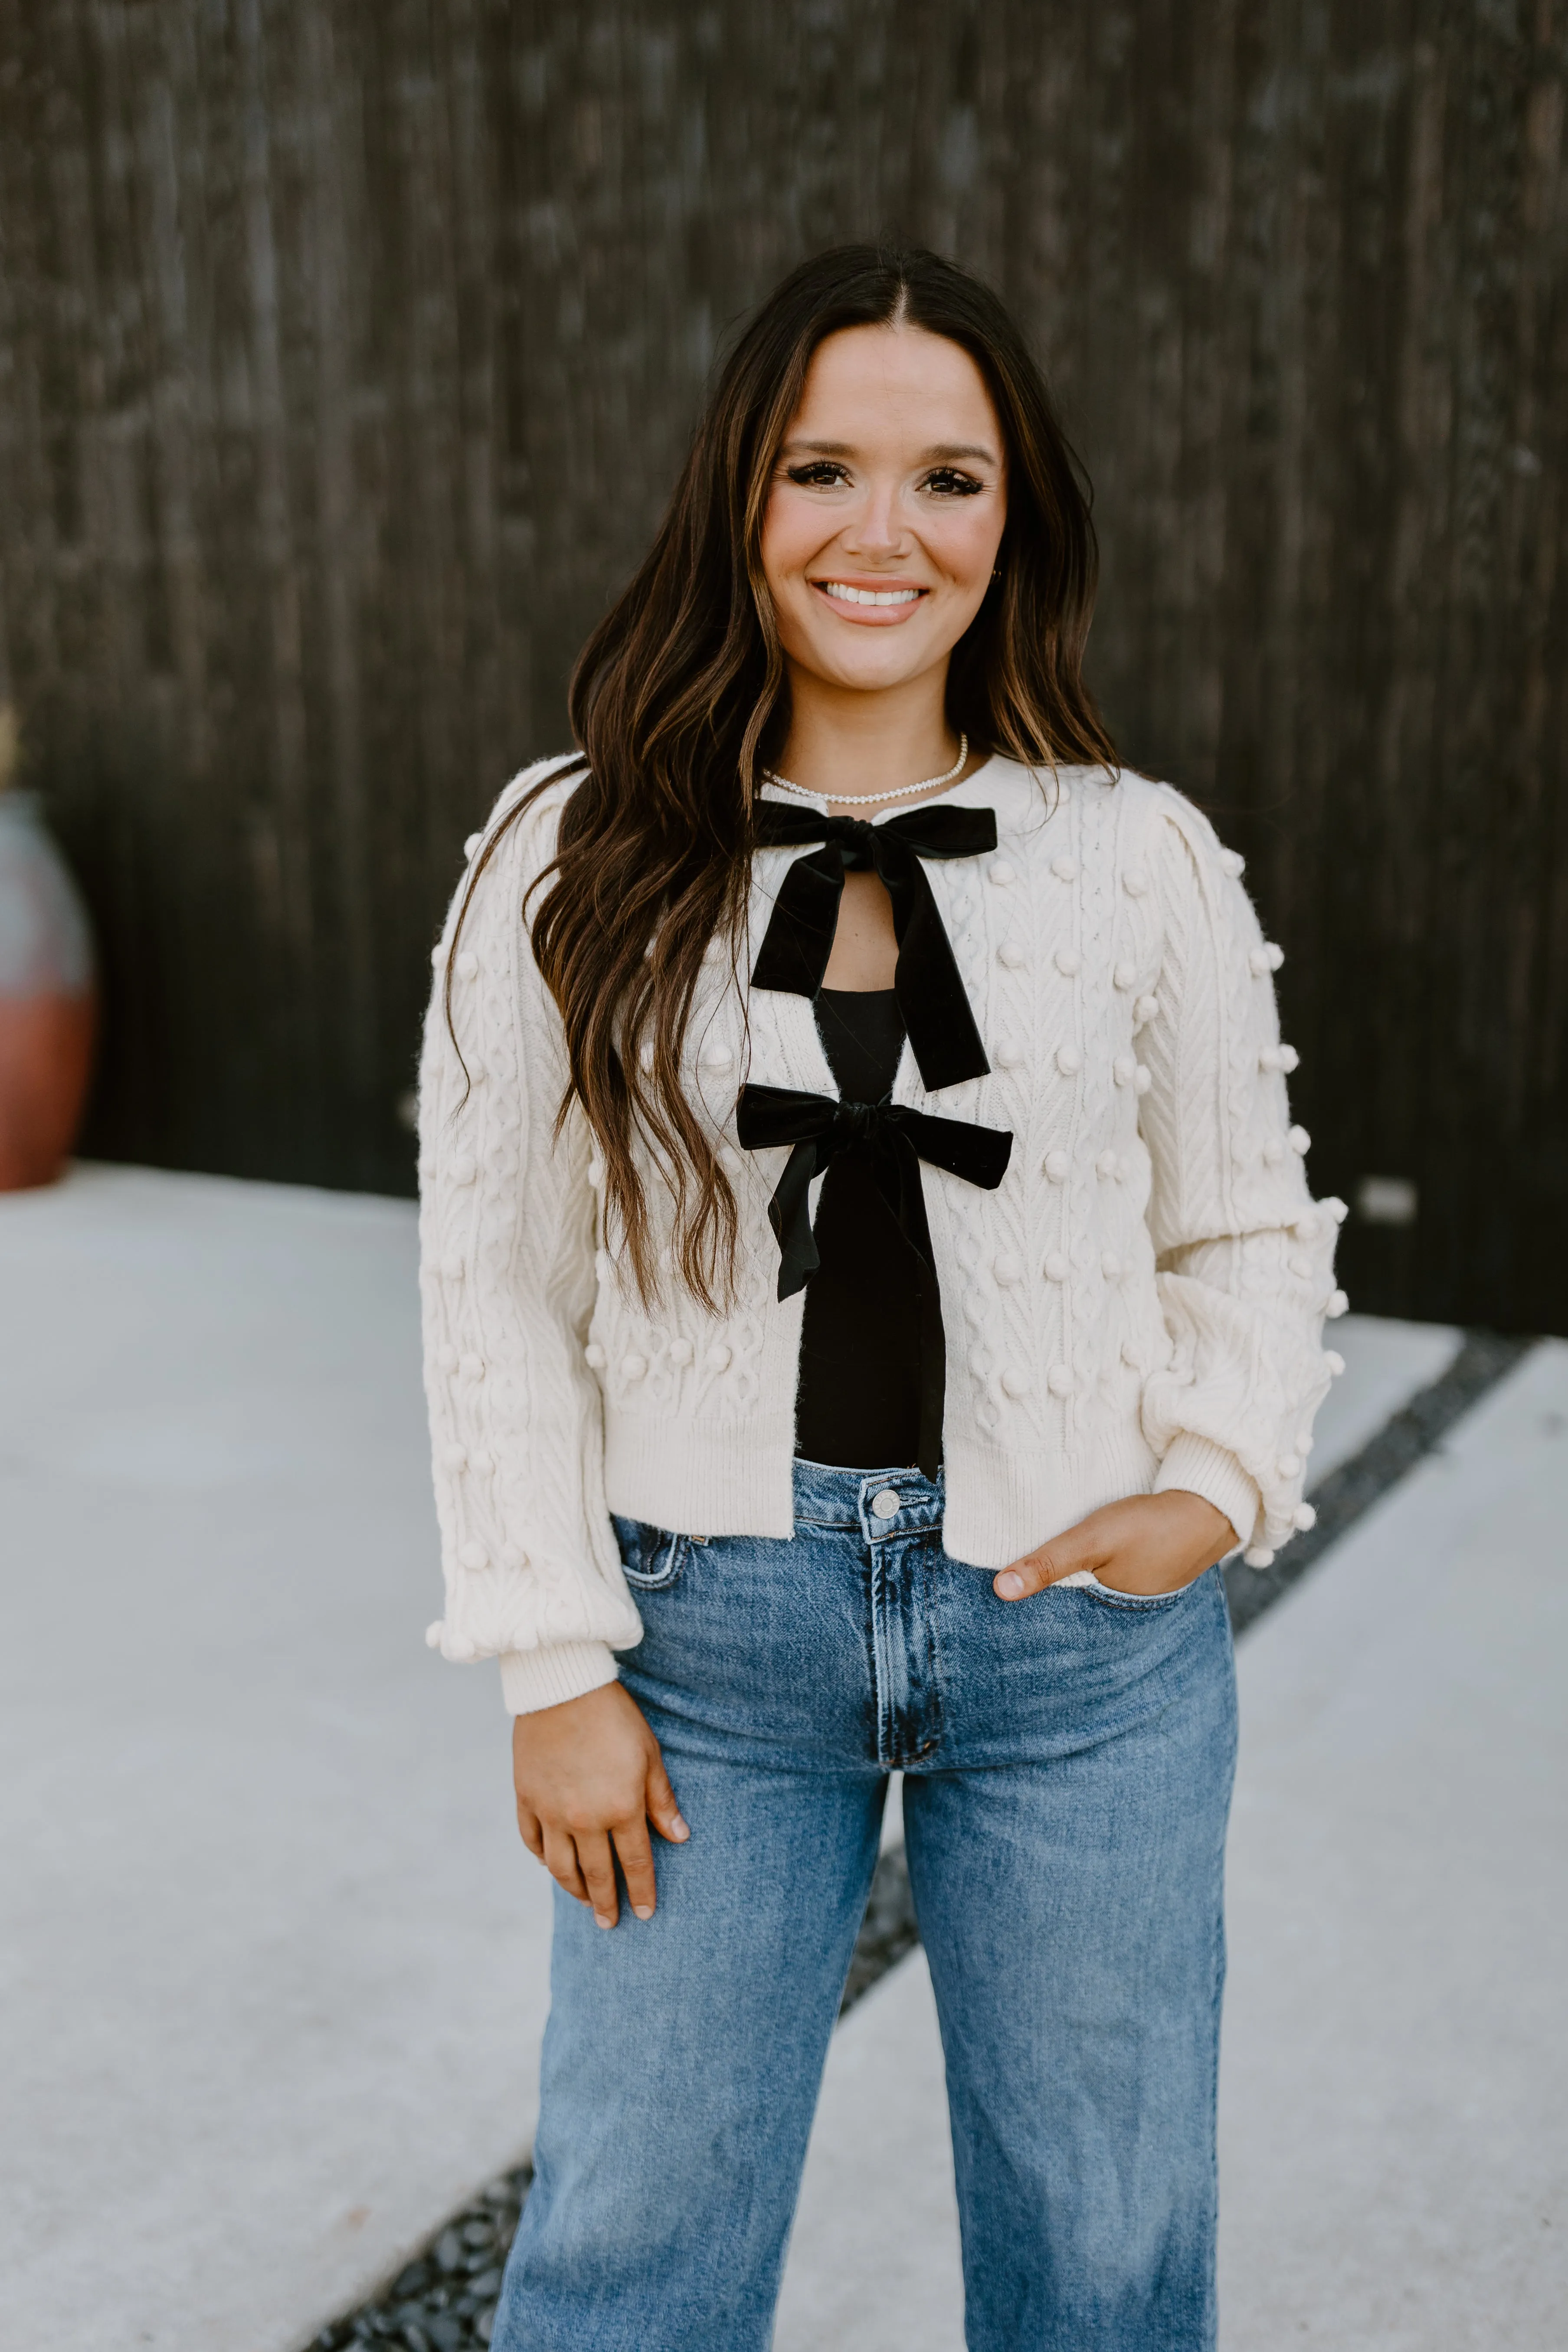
[750,802,997,1092]
[736,1081,1013,1302]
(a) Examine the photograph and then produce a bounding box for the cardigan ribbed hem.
[605,1412,1165,1571]
[939,1421,1163,1569]
[1154,1432,1260,1548]
[605,1410,800,1539]
[499,1639,620,1717]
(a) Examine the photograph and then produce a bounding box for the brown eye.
[924,468,983,497]
[786,462,849,488]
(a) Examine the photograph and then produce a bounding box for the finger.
[514,1801,545,1863]
[993,1553,1056,1600]
[613,1815,659,1922]
[645,1751,690,1844]
[573,1829,622,1929]
[993,1519,1102,1600]
[541,1825,591,1907]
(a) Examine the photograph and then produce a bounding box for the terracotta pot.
[0,792,97,1190]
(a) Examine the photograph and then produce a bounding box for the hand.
[992,1489,1236,1602]
[511,1680,689,1928]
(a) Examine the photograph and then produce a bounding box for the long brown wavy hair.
[448,244,1115,1310]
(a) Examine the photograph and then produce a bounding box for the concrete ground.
[1217,1341,1568,2349]
[0,1166,547,2352]
[2,1162,1551,2352]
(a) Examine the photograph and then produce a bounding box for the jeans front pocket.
[610,1515,692,1592]
[1077,1568,1206,1612]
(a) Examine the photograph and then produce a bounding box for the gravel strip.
[314,1328,1532,2349]
[308,2169,529,2350]
[840,1843,919,2015]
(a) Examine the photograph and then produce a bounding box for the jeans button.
[871,1487,902,1520]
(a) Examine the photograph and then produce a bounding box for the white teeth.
[819,581,922,606]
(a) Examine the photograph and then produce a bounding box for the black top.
[793,990,946,1474]
[740,799,1012,1471]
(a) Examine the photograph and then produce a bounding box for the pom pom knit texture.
[419,754,1339,1713]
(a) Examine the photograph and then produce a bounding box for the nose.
[841,478,906,560]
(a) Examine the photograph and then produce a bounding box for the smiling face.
[759,323,1008,704]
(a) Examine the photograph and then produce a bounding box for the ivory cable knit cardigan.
[419,754,1345,1714]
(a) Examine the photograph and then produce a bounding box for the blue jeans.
[495,1460,1237,2352]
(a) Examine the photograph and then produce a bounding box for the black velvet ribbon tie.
[750,802,997,1092]
[736,1081,1013,1302]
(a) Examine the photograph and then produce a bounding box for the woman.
[419,245,1342,2351]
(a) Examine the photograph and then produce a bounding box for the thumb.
[645,1749,691,1843]
[993,1513,1103,1601]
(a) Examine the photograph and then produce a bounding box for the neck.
[773,666,966,809]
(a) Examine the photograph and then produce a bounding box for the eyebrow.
[780,437,999,465]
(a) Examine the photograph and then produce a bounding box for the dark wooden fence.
[1,1,1564,1327]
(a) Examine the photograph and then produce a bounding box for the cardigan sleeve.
[418,761,645,1713]
[1134,789,1344,1562]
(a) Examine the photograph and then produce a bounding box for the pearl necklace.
[763,734,969,808]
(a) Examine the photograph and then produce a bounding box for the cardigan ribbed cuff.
[499,1639,619,1717]
[1154,1432,1260,1549]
